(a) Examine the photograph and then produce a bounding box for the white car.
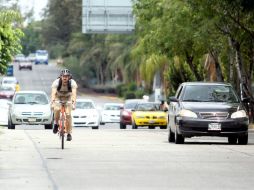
[0,99,11,126]
[19,59,32,70]
[100,103,124,124]
[8,91,53,129]
[1,76,18,90]
[72,99,100,129]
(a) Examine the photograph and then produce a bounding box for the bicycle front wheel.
[61,119,65,149]
[61,133,64,149]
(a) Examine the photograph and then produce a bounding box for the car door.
[168,85,183,132]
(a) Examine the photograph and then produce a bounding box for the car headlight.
[231,110,247,118]
[178,109,197,118]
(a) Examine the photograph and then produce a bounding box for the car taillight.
[122,110,131,116]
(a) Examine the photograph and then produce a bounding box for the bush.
[116,84,128,97]
[128,82,137,91]
[124,91,136,99]
[135,90,145,99]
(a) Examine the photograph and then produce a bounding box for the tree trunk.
[209,51,224,82]
[185,51,202,81]
[228,37,235,82]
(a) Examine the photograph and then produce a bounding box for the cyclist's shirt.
[51,78,78,101]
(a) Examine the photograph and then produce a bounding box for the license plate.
[208,123,221,131]
[28,118,36,122]
[149,120,155,124]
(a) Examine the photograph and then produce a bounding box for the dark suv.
[119,99,145,129]
[168,82,249,144]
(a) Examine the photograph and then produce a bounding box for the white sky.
[18,0,48,20]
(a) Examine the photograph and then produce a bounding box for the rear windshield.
[182,85,239,103]
[104,104,122,110]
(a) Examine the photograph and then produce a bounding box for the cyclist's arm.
[51,87,57,103]
[71,88,77,104]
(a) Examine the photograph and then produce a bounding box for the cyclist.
[159,99,169,111]
[51,69,78,141]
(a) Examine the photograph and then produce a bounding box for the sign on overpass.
[82,0,135,33]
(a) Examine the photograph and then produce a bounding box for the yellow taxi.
[132,102,168,129]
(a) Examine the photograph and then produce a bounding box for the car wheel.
[92,126,99,129]
[132,121,137,129]
[175,128,184,144]
[8,118,15,130]
[160,125,167,129]
[148,126,155,129]
[168,127,175,143]
[228,136,237,144]
[120,122,126,129]
[45,123,53,130]
[238,133,248,145]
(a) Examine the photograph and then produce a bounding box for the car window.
[104,105,122,110]
[3,79,16,84]
[76,102,94,109]
[124,101,140,109]
[14,93,48,105]
[182,85,239,103]
[136,103,160,111]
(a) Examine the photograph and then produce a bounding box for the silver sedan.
[8,91,53,129]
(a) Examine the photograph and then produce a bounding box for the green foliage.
[21,21,42,55]
[124,91,136,99]
[0,10,23,74]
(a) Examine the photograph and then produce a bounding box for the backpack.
[57,77,72,92]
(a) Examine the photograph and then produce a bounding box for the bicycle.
[54,100,72,149]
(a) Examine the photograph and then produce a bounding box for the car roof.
[15,90,47,94]
[2,76,17,81]
[124,99,145,103]
[104,103,123,106]
[181,82,232,86]
[76,98,94,102]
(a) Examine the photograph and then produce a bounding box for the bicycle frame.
[54,101,72,149]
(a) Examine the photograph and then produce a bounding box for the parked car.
[132,102,168,129]
[72,99,100,129]
[0,85,15,100]
[1,76,18,90]
[19,59,32,70]
[8,91,53,130]
[100,103,124,124]
[0,99,11,126]
[168,82,249,144]
[119,99,145,129]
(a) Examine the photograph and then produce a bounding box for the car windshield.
[104,105,122,110]
[3,79,16,84]
[182,85,239,103]
[76,101,94,109]
[136,103,160,111]
[14,93,48,105]
[0,86,14,91]
[125,102,139,109]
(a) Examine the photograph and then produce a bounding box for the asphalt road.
[1,62,254,190]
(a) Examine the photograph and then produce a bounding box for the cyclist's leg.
[65,105,72,140]
[53,105,60,133]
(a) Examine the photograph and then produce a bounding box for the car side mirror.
[241,97,250,103]
[169,96,179,103]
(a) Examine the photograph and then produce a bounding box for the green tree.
[0,9,23,74]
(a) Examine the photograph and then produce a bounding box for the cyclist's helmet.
[61,69,71,76]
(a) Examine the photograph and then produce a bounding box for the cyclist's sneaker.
[67,134,72,141]
[53,124,58,134]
